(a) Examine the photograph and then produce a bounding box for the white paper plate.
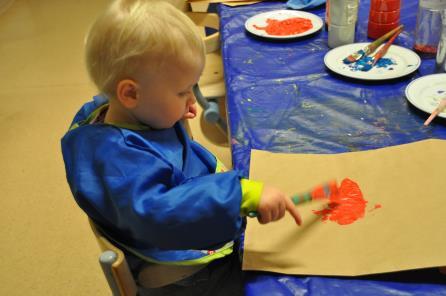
[405,73,446,118]
[245,10,323,39]
[324,43,421,80]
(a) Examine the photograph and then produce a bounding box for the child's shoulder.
[69,95,108,128]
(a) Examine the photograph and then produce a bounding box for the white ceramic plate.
[405,73,446,118]
[324,43,421,80]
[245,10,323,39]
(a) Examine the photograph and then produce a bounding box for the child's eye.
[178,91,191,97]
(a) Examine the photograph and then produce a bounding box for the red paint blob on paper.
[313,178,367,225]
[253,17,313,36]
[374,203,382,209]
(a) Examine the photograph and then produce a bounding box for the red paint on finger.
[253,17,313,36]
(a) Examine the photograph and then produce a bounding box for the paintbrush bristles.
[343,50,365,64]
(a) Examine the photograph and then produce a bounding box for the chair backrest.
[89,219,138,296]
[188,11,228,134]
[187,11,225,96]
[186,11,220,54]
[181,9,228,138]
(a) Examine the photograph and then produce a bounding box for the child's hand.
[257,185,302,226]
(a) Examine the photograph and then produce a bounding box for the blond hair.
[85,0,205,98]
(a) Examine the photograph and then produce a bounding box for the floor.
[0,1,230,295]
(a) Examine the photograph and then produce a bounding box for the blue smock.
[61,95,247,264]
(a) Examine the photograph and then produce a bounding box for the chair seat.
[199,81,226,99]
[89,219,138,296]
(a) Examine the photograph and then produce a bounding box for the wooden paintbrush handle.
[368,24,404,54]
[372,27,403,66]
[424,98,446,126]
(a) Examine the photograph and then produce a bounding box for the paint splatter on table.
[313,178,381,225]
[254,17,313,36]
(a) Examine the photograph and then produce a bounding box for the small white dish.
[244,10,323,39]
[405,73,446,119]
[324,42,421,80]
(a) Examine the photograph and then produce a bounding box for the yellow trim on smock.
[240,179,263,217]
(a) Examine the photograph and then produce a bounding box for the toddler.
[61,0,301,294]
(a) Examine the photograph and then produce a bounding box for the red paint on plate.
[253,17,313,36]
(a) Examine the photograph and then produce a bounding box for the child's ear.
[116,79,139,109]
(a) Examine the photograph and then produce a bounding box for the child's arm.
[91,150,249,250]
[66,130,301,252]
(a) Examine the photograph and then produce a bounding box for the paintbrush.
[356,26,403,72]
[424,97,446,126]
[342,24,404,64]
[371,27,403,66]
[247,180,338,218]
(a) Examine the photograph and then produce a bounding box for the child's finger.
[258,211,271,224]
[271,208,281,221]
[285,196,302,226]
[278,202,286,219]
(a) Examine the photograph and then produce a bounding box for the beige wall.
[0,1,230,295]
[1,1,115,295]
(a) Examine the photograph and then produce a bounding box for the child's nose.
[189,92,197,104]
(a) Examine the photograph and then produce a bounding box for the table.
[218,1,446,294]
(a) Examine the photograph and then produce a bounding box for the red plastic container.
[369,9,400,23]
[368,0,401,39]
[368,20,400,39]
[370,0,401,12]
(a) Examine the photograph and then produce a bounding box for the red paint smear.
[414,44,437,54]
[368,203,383,213]
[313,178,367,225]
[311,180,338,200]
[254,17,313,36]
[312,185,327,200]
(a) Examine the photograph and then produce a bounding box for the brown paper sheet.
[243,139,446,276]
[188,0,261,12]
[222,1,261,7]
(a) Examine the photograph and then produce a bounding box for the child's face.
[133,57,204,129]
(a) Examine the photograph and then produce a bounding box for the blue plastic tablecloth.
[219,1,446,178]
[218,1,446,295]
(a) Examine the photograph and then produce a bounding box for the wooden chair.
[89,219,138,296]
